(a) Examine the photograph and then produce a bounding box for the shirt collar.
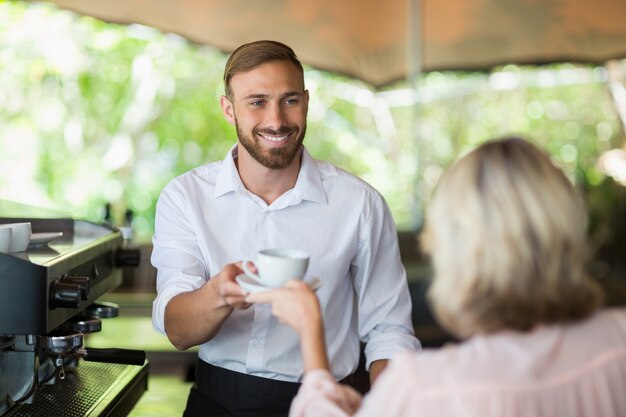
[214,145,244,198]
[293,147,327,205]
[214,144,327,205]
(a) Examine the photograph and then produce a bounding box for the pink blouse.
[290,308,626,417]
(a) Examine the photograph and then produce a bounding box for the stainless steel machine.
[0,213,148,417]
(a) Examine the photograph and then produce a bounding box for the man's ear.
[220,95,236,125]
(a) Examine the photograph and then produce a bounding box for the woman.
[247,137,626,417]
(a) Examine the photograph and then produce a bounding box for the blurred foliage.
[1,1,626,282]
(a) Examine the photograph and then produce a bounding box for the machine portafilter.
[39,330,146,380]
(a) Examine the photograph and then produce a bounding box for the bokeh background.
[2,2,626,278]
[2,2,626,415]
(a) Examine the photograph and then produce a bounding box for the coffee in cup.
[242,248,309,288]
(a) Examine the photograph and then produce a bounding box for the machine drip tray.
[5,361,149,417]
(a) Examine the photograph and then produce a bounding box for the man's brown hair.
[223,40,304,99]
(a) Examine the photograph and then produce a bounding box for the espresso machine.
[0,212,148,417]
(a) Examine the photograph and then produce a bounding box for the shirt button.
[252,339,261,347]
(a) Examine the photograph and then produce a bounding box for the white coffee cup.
[242,248,309,288]
[0,222,32,253]
[0,227,11,254]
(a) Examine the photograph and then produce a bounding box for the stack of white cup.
[0,222,32,254]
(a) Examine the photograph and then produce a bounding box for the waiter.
[151,40,420,417]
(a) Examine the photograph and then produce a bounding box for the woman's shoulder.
[386,308,626,387]
[575,307,626,343]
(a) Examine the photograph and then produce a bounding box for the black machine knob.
[61,275,90,300]
[61,316,102,333]
[50,281,81,308]
[85,301,119,319]
[114,248,141,267]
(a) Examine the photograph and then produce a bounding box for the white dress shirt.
[151,145,420,382]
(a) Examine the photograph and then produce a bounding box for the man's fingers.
[223,263,244,278]
[227,299,252,310]
[222,280,247,296]
[234,259,258,274]
[245,292,271,304]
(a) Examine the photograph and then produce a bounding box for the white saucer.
[29,232,64,247]
[235,274,322,294]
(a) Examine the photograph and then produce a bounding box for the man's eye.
[250,100,264,107]
[284,99,298,105]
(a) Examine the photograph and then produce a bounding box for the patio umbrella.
[31,0,626,88]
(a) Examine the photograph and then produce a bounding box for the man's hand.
[211,262,251,310]
[164,261,250,350]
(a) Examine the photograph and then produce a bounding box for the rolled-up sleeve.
[151,182,209,335]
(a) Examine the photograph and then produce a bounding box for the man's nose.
[264,102,287,130]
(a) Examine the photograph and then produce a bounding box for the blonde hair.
[421,137,603,338]
[223,40,304,100]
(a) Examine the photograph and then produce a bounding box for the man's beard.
[236,120,306,170]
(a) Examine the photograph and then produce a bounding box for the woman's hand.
[245,280,320,333]
[246,280,330,372]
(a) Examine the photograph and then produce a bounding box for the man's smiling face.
[224,60,309,170]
